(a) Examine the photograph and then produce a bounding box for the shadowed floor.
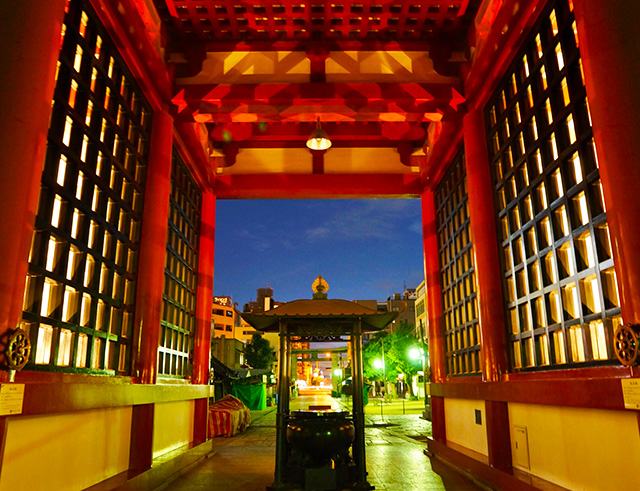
[168,394,483,490]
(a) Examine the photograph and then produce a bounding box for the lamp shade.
[306,119,332,151]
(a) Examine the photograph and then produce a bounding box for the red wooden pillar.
[421,188,446,383]
[129,110,173,473]
[464,109,513,472]
[463,109,509,381]
[464,109,512,472]
[573,1,640,323]
[421,187,446,442]
[132,110,173,383]
[192,189,216,445]
[0,0,66,348]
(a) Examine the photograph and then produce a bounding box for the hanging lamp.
[305,118,332,151]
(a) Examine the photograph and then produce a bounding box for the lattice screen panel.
[435,152,481,376]
[486,0,621,370]
[156,0,471,42]
[159,151,201,378]
[21,0,152,373]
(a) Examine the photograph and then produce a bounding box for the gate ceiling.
[153,1,480,195]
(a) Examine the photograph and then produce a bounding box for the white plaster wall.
[508,403,640,490]
[152,399,194,459]
[444,398,488,458]
[0,407,131,491]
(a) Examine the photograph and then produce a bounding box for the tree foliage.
[363,321,426,382]
[244,334,276,370]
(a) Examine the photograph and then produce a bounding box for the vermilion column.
[421,188,446,383]
[464,109,512,472]
[131,111,173,384]
[421,187,446,443]
[128,110,172,473]
[192,189,216,444]
[573,1,640,323]
[0,0,66,343]
[463,109,509,382]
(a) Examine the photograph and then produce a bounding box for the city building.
[1,0,639,490]
[235,311,259,344]
[414,280,428,342]
[243,287,281,314]
[385,288,417,330]
[211,295,235,339]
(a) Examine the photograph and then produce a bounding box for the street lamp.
[408,347,423,361]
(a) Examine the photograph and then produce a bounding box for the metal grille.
[156,0,472,43]
[159,152,201,377]
[435,153,481,376]
[486,0,621,370]
[21,0,152,373]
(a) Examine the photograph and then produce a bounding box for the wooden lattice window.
[486,0,621,370]
[21,0,152,373]
[159,152,201,378]
[435,153,481,376]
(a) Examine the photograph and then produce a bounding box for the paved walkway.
[169,395,483,491]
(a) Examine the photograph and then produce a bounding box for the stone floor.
[168,394,484,491]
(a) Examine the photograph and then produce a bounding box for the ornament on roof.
[311,275,329,300]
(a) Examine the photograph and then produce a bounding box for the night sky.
[213,199,425,308]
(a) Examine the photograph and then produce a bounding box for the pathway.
[168,395,484,490]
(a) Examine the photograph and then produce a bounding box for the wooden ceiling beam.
[173,82,464,123]
[213,173,423,199]
[207,121,428,144]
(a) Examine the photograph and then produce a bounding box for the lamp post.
[373,336,387,422]
[372,356,385,421]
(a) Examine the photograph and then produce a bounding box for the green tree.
[363,321,427,388]
[244,333,276,370]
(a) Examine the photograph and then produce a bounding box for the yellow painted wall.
[178,50,455,85]
[226,148,311,174]
[179,51,310,84]
[509,403,640,490]
[444,398,488,458]
[324,148,410,174]
[0,407,131,490]
[152,400,194,459]
[326,51,455,83]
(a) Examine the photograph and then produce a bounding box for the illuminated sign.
[213,296,232,306]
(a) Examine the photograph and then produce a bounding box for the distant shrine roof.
[241,298,397,335]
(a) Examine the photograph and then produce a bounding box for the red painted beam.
[208,121,427,143]
[200,40,435,53]
[174,121,213,188]
[90,0,173,110]
[174,82,463,123]
[213,173,422,199]
[464,0,547,112]
[430,369,638,410]
[424,1,547,182]
[421,115,464,184]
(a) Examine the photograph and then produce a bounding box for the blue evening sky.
[213,199,425,308]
